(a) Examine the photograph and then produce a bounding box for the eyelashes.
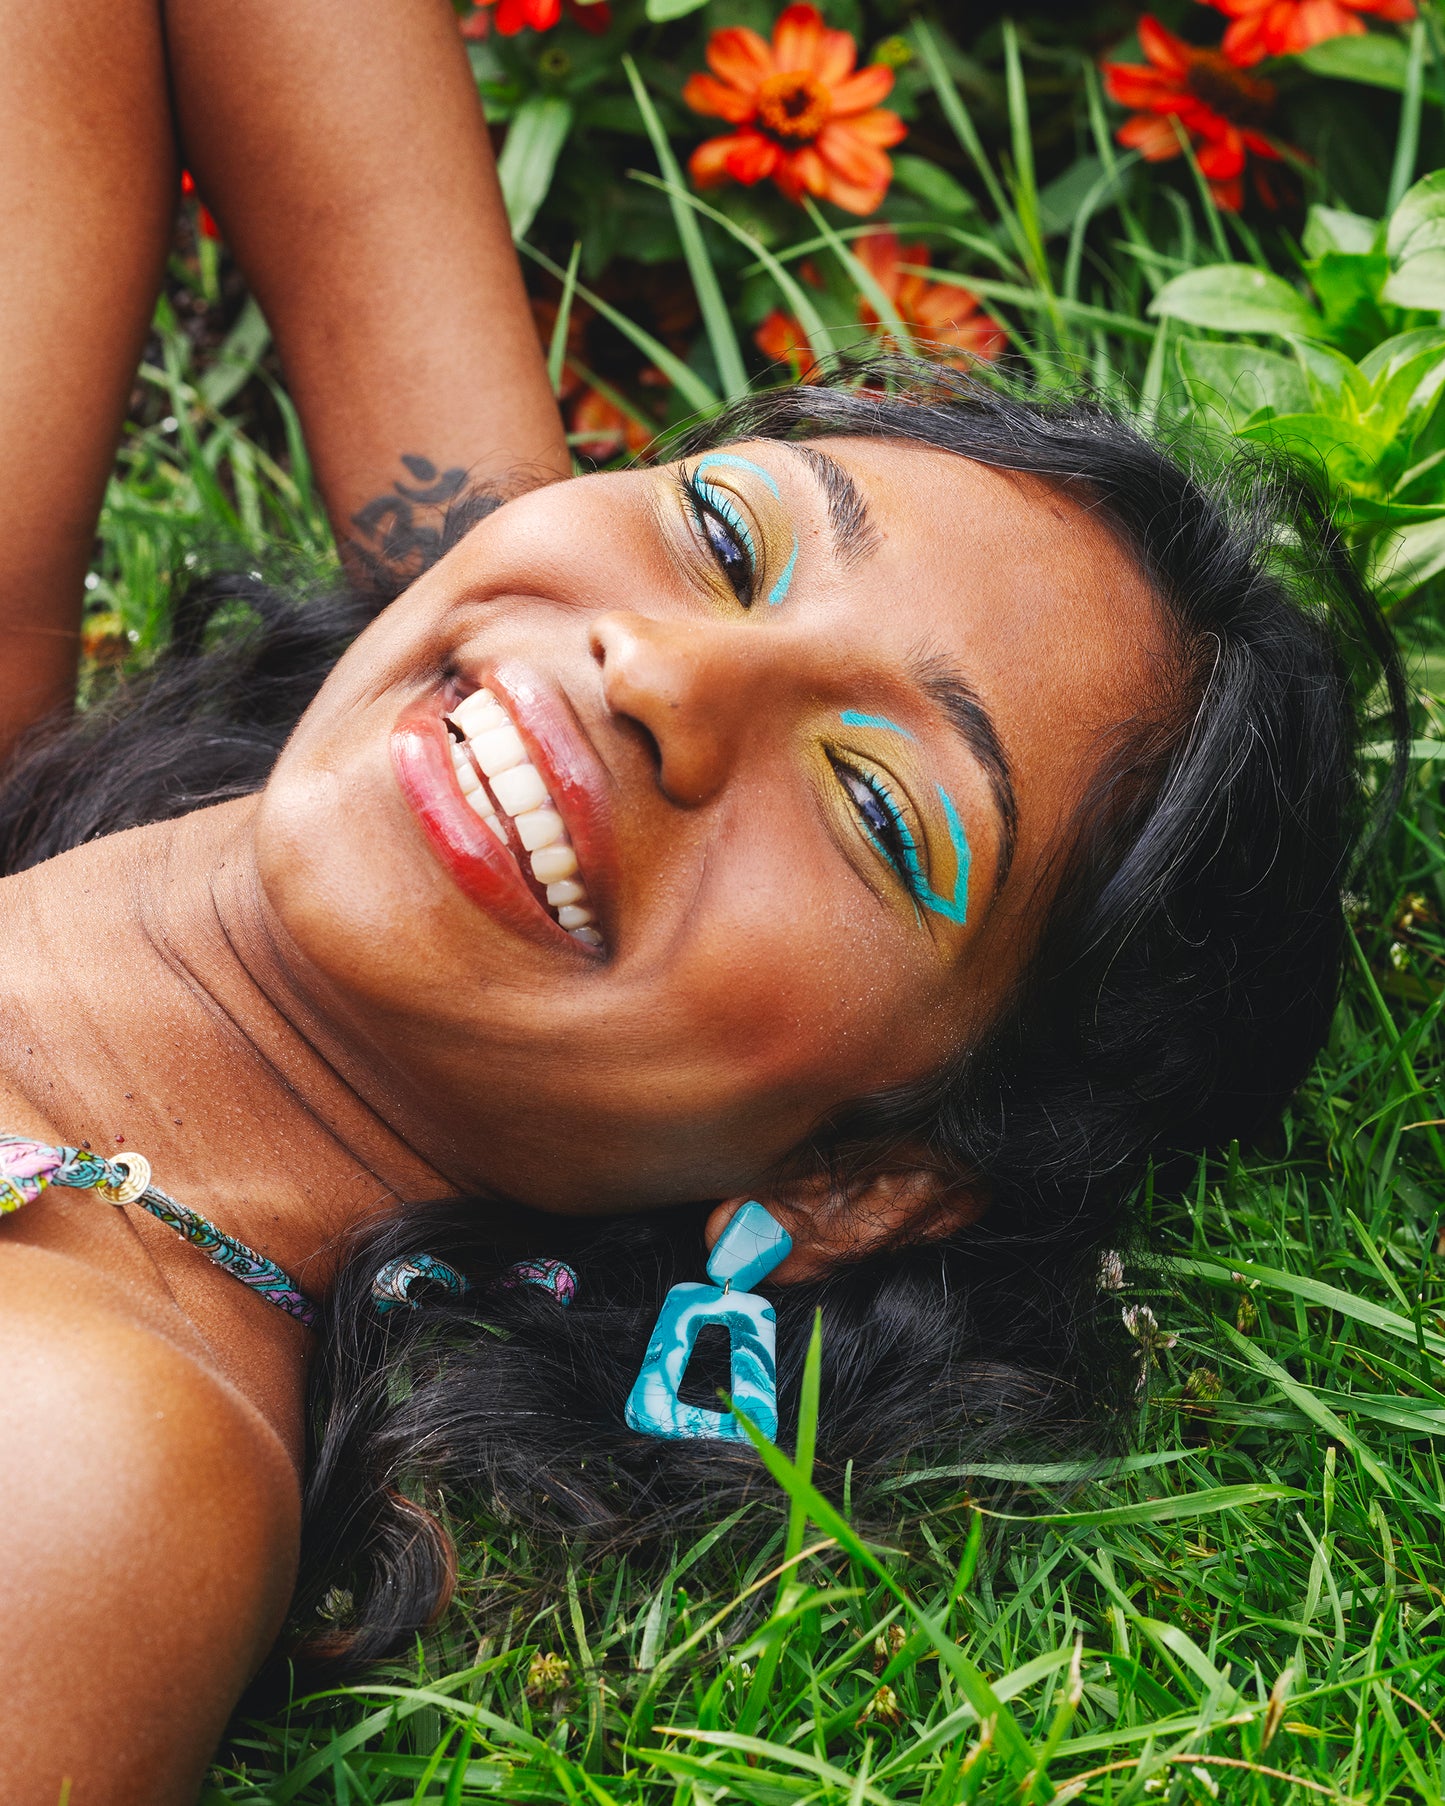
[830,757,926,905]
[679,468,757,606]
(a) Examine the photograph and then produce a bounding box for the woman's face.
[252,435,1164,1213]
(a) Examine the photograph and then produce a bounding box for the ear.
[704,1166,987,1285]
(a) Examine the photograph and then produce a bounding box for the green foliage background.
[88,2,1445,1799]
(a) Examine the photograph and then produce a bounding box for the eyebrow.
[783,442,880,568]
[911,652,1019,894]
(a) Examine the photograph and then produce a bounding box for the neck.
[0,798,453,1294]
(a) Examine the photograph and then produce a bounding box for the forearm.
[163,0,570,553]
[0,0,176,766]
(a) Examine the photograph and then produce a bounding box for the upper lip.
[464,662,619,942]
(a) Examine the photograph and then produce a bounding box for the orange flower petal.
[1220,15,1271,63]
[1116,113,1183,160]
[705,26,774,97]
[1210,176,1245,212]
[810,28,859,87]
[1102,62,1183,109]
[1196,132,1247,180]
[827,63,896,117]
[841,106,907,147]
[683,71,757,124]
[725,130,781,185]
[689,133,746,186]
[815,119,893,191]
[1137,15,1192,77]
[777,143,828,201]
[772,4,827,74]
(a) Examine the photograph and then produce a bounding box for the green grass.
[100,86,1445,1803]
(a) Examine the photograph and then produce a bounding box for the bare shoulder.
[0,1251,302,1805]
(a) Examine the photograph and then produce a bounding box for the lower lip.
[390,710,579,952]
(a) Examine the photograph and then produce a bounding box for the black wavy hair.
[0,361,1407,1677]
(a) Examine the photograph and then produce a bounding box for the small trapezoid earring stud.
[624,1200,793,1443]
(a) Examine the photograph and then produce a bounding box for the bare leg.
[0,0,176,767]
[163,0,570,551]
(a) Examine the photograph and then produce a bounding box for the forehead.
[802,433,1169,864]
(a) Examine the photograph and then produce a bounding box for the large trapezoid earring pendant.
[624,1201,792,1443]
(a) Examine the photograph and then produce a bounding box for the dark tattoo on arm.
[348,455,502,598]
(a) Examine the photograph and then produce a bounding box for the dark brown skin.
[0,4,1167,1800]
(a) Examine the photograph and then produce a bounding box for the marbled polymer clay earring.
[624,1200,792,1442]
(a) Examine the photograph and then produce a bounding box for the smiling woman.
[0,0,1410,1797]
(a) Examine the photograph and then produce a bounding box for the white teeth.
[471,723,528,778]
[530,843,578,884]
[514,807,565,853]
[450,691,506,736]
[447,688,600,946]
[489,763,549,818]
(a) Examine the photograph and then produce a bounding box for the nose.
[590,611,775,807]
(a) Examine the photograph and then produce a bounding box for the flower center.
[757,71,831,141]
[1186,57,1275,133]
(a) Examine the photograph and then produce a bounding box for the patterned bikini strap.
[0,1134,319,1330]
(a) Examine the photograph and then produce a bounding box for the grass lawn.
[92,214,1445,1806]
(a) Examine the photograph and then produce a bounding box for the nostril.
[618,713,663,781]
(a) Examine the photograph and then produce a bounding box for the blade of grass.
[547,241,582,399]
[628,171,833,360]
[621,57,748,400]
[519,241,719,415]
[1389,18,1429,213]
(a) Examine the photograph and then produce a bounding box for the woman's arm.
[163,0,570,548]
[0,0,177,768]
[0,0,568,766]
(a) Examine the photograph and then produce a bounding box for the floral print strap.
[0,1134,319,1330]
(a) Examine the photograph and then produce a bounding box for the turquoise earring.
[624,1201,792,1442]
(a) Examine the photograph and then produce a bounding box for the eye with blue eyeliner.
[678,466,757,606]
[830,756,927,906]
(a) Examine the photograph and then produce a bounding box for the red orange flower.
[1103,16,1284,211]
[1203,0,1415,68]
[755,230,1005,378]
[852,230,1006,362]
[460,0,610,37]
[683,4,905,216]
[570,382,659,462]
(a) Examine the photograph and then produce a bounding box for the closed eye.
[831,757,925,903]
[679,468,757,606]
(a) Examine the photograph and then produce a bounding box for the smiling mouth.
[443,688,603,950]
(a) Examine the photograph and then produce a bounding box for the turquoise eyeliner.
[839,711,971,926]
[694,451,798,608]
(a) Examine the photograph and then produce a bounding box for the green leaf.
[1237,410,1395,491]
[1150,265,1324,338]
[1289,336,1372,414]
[1359,325,1445,382]
[1382,248,1445,310]
[645,0,707,16]
[1364,342,1445,441]
[1371,512,1445,602]
[1302,204,1382,259]
[890,152,977,218]
[197,296,271,412]
[1307,252,1394,358]
[1177,339,1309,432]
[1386,167,1445,265]
[982,1483,1303,1529]
[496,94,574,242]
[1298,31,1420,93]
